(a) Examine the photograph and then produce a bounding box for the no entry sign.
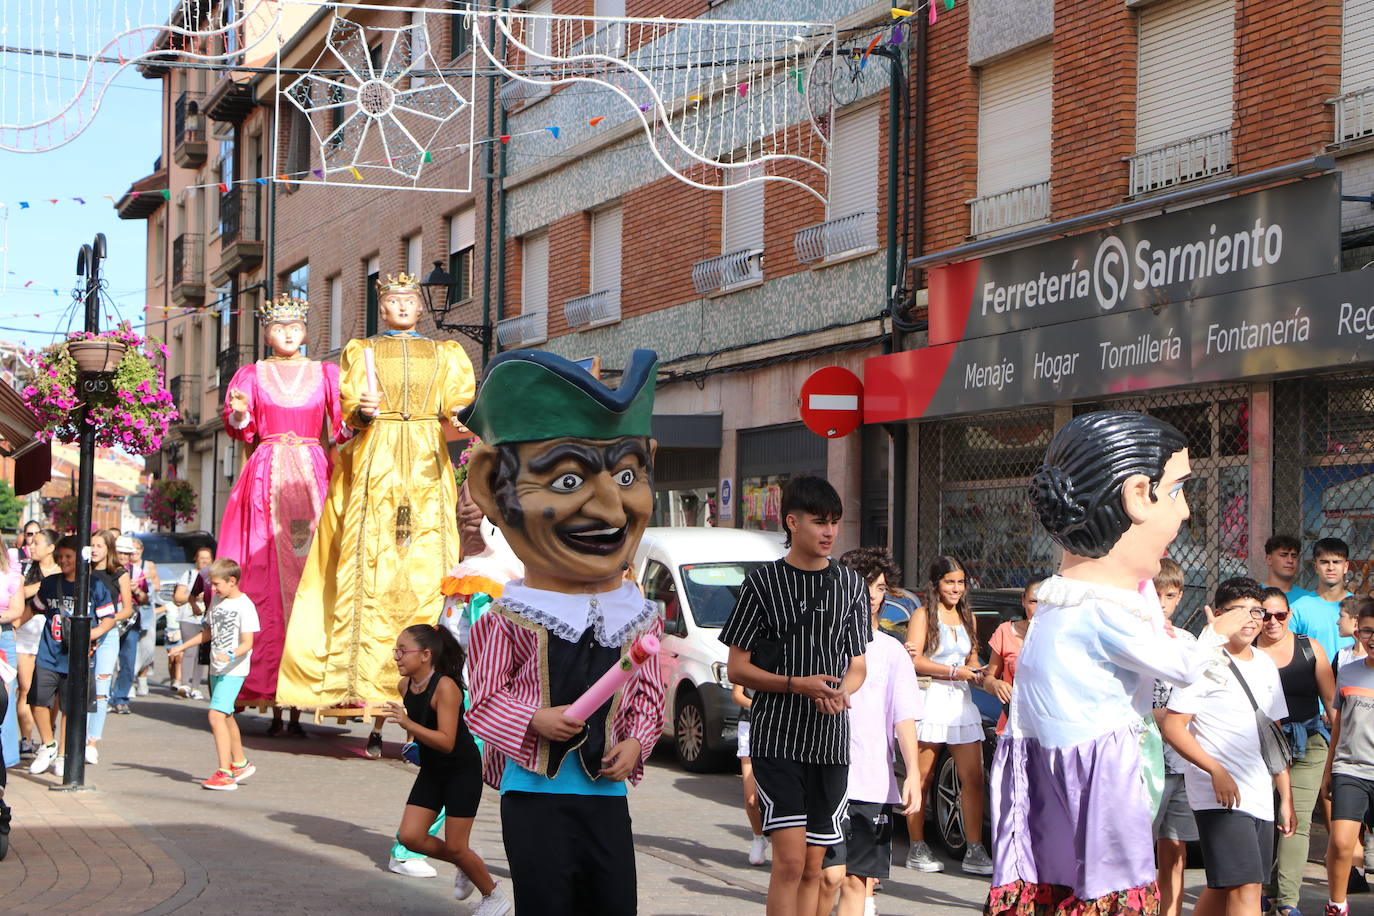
[800,367,864,438]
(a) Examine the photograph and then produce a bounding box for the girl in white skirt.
[903,555,991,876]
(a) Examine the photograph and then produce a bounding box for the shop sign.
[800,366,865,438]
[865,267,1374,422]
[719,477,733,522]
[928,175,1342,346]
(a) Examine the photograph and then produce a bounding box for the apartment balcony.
[171,233,206,308]
[794,210,877,264]
[204,77,257,124]
[495,311,548,348]
[968,180,1052,237]
[691,248,763,294]
[213,184,264,283]
[1334,86,1374,144]
[1128,128,1232,196]
[169,376,201,428]
[217,344,257,390]
[569,21,625,58]
[115,158,169,220]
[564,288,621,329]
[173,92,207,168]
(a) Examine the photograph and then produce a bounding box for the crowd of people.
[717,475,1374,916]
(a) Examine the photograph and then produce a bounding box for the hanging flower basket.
[67,339,128,374]
[20,321,178,456]
[147,478,196,532]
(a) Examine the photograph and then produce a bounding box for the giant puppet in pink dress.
[218,293,345,707]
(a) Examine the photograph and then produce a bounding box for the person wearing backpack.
[721,476,870,916]
[1256,586,1336,916]
[1162,577,1297,916]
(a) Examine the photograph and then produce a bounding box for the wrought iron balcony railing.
[1128,128,1232,196]
[968,180,1051,237]
[793,210,877,264]
[495,311,548,348]
[171,233,205,289]
[691,248,763,294]
[169,375,201,427]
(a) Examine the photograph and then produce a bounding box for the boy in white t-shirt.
[168,558,260,792]
[1163,576,1296,916]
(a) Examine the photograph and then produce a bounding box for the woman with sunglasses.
[1255,586,1335,916]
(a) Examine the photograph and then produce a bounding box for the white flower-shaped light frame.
[283,16,468,180]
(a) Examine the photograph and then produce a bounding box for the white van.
[634,526,784,771]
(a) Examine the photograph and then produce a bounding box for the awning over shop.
[651,413,722,450]
[0,383,51,494]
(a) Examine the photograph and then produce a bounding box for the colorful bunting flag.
[545,126,560,139]
[589,116,605,126]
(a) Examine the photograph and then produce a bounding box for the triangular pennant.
[218,182,228,192]
[545,126,560,139]
[349,166,364,180]
[945,0,955,10]
[421,152,432,163]
[499,135,511,144]
[73,197,85,205]
[589,116,605,126]
[160,189,171,200]
[18,202,28,209]
[737,82,748,97]
[313,168,325,177]
[891,7,913,17]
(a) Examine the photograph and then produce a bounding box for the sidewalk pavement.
[0,684,1360,914]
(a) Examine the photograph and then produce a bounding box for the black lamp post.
[55,233,108,792]
[420,261,492,363]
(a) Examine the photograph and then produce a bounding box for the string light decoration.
[281,15,473,186]
[0,0,284,152]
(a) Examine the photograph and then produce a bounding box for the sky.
[0,65,161,353]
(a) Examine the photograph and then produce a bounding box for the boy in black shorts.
[721,476,870,916]
[1323,602,1374,916]
[1162,577,1296,916]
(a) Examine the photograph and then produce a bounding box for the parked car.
[132,531,216,643]
[633,526,785,772]
[881,587,1023,858]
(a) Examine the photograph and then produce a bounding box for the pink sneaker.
[202,770,238,791]
[230,761,256,782]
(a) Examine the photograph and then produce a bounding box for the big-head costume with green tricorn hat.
[462,349,665,914]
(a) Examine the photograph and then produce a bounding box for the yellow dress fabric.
[277,335,475,708]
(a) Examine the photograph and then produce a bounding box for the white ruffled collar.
[497,580,657,647]
[1036,574,1163,623]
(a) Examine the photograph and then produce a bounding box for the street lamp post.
[54,232,107,791]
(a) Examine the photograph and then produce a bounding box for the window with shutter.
[722,164,764,285]
[1339,0,1374,141]
[590,205,622,294]
[977,45,1052,197]
[1136,0,1234,152]
[821,104,879,258]
[522,232,549,315]
[448,208,476,305]
[405,235,423,280]
[328,277,343,351]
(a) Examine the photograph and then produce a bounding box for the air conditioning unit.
[221,441,238,479]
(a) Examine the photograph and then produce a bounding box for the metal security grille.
[1273,373,1374,594]
[916,409,1058,591]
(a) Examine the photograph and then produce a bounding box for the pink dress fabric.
[219,359,344,705]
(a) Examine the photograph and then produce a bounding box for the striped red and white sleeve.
[615,616,666,786]
[467,612,540,768]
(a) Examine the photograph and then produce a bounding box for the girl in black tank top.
[384,624,511,913]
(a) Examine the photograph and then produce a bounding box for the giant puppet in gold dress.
[277,272,476,710]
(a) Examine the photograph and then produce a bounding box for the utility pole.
[55,232,106,791]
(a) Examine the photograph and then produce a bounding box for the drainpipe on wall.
[479,9,500,366]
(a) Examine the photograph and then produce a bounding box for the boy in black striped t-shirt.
[722,476,870,916]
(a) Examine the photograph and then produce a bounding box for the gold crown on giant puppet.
[259,292,310,326]
[377,271,420,296]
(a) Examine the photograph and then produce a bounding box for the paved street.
[0,686,1349,914]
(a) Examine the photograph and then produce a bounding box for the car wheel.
[673,690,721,773]
[934,750,969,858]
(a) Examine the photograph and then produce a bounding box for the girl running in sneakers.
[384,624,510,916]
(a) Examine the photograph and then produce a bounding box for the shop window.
[737,423,827,534]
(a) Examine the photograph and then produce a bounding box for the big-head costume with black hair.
[461,349,665,915]
[986,411,1232,916]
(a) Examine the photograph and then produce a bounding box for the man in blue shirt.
[1263,533,1315,603]
[1290,536,1354,660]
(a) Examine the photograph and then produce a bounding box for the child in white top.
[168,558,259,791]
[1163,577,1295,915]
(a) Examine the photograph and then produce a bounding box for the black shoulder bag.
[751,561,838,674]
[1227,658,1294,776]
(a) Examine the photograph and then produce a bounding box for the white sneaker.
[905,841,944,873]
[748,834,769,866]
[471,884,513,916]
[188,689,204,700]
[962,842,994,876]
[863,898,878,916]
[29,742,57,775]
[137,675,149,696]
[387,856,437,878]
[85,743,99,766]
[454,868,475,900]
[53,755,65,779]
